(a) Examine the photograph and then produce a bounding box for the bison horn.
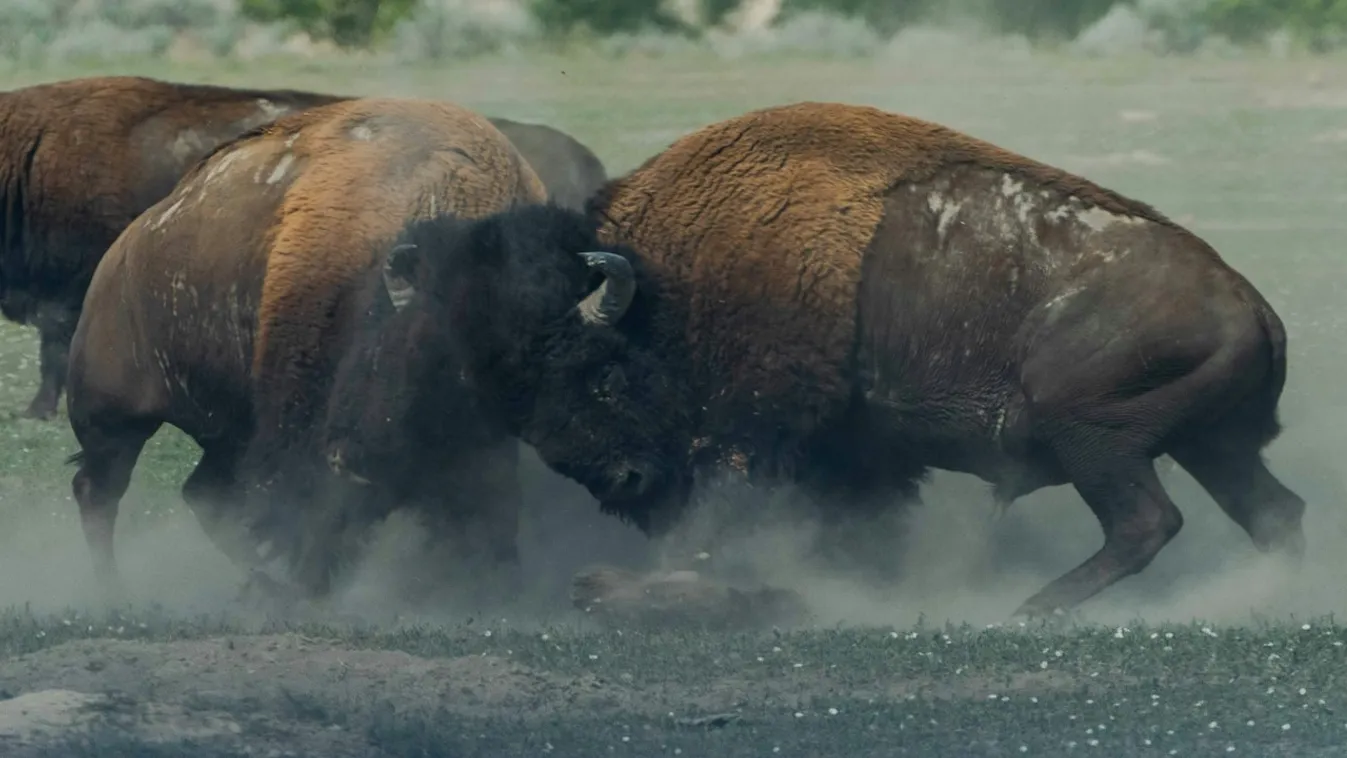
[576,251,635,326]
[383,243,418,312]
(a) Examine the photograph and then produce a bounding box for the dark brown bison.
[64,97,556,604]
[487,117,608,211]
[0,75,347,420]
[441,101,1303,619]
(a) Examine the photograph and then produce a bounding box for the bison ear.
[383,243,418,312]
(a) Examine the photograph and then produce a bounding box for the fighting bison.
[488,117,608,212]
[0,75,346,420]
[64,97,563,603]
[494,101,1305,619]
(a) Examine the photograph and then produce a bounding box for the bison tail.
[65,450,86,467]
[1252,301,1289,445]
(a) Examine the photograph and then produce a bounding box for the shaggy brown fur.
[66,97,545,599]
[591,101,1180,464]
[0,75,345,418]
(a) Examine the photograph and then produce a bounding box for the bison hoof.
[570,564,810,631]
[236,570,306,614]
[22,400,57,420]
[1010,602,1079,628]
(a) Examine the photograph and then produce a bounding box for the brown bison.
[0,75,346,420]
[393,100,1301,620]
[64,97,559,603]
[487,117,608,212]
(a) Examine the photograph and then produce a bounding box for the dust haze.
[0,27,1344,633]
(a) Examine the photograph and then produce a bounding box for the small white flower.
[1282,724,1291,731]
[828,708,839,715]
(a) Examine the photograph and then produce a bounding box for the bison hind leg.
[1168,421,1306,561]
[24,304,79,420]
[68,417,162,600]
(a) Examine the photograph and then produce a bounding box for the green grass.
[3,606,1346,756]
[2,47,1347,756]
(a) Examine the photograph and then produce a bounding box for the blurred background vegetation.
[1,0,1345,66]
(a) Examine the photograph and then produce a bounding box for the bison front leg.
[1012,432,1183,619]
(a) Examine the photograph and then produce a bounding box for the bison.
[0,75,608,423]
[487,117,608,212]
[64,97,565,604]
[469,101,1305,619]
[0,75,346,420]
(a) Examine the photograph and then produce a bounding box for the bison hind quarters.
[570,564,811,631]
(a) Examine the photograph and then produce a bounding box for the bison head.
[336,204,696,536]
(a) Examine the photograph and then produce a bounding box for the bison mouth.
[594,466,692,538]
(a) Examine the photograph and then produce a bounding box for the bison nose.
[607,463,656,499]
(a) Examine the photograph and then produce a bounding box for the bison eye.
[604,366,628,393]
[592,365,627,402]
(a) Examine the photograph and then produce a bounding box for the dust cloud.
[650,405,1346,630]
[0,403,1340,630]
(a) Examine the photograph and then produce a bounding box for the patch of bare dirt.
[0,628,1130,755]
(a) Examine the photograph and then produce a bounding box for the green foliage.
[775,0,1118,40]
[969,0,1122,40]
[777,0,934,36]
[701,0,742,27]
[529,0,693,36]
[238,0,418,48]
[1197,0,1347,49]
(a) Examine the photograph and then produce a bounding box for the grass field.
[2,38,1347,755]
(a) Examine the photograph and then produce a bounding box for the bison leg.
[24,306,77,420]
[1169,431,1306,560]
[1013,434,1183,619]
[182,444,276,574]
[70,422,160,597]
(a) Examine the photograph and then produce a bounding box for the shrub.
[1197,0,1347,50]
[776,0,933,36]
[391,0,539,61]
[238,0,418,48]
[529,0,693,37]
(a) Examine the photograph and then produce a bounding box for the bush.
[391,0,538,61]
[1197,0,1347,50]
[529,0,693,36]
[776,0,933,36]
[238,0,418,48]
